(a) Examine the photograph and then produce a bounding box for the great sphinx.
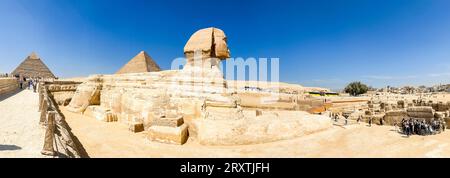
[67,27,243,128]
[66,27,331,145]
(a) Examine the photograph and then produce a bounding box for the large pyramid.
[116,51,161,74]
[11,52,56,79]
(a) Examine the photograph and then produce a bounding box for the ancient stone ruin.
[335,93,450,129]
[65,27,332,146]
[116,51,161,74]
[11,52,56,79]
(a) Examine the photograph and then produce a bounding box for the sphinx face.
[213,28,231,60]
[184,27,230,60]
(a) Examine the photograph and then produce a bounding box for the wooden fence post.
[40,99,48,125]
[38,89,43,112]
[41,111,56,156]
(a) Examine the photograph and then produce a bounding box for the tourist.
[404,121,410,137]
[393,121,398,132]
[420,121,426,135]
[32,79,37,93]
[443,120,446,132]
[29,79,33,90]
[428,124,434,135]
[368,117,372,127]
[21,77,26,89]
[23,78,26,89]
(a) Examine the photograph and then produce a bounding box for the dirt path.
[62,107,450,158]
[0,90,47,158]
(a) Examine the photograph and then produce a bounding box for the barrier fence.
[38,82,84,158]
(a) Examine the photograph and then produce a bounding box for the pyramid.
[11,52,56,79]
[116,51,161,74]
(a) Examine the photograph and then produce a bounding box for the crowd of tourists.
[399,118,446,136]
[331,112,447,137]
[16,75,40,93]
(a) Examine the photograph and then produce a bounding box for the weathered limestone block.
[384,110,408,125]
[407,106,435,119]
[52,91,75,106]
[256,110,263,117]
[148,124,189,145]
[435,112,445,119]
[47,84,79,92]
[192,112,332,146]
[84,106,118,122]
[431,102,450,112]
[100,89,123,113]
[119,92,147,122]
[129,122,145,133]
[67,75,103,113]
[202,106,244,120]
[152,115,184,128]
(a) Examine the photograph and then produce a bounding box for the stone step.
[84,106,118,122]
[148,124,188,145]
[129,122,145,133]
[153,115,184,128]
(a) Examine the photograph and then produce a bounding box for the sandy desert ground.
[2,90,449,158]
[62,107,450,158]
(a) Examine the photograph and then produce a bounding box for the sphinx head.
[184,27,231,61]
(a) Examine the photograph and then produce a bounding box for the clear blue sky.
[1,0,449,90]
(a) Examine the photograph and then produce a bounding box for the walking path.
[0,90,47,158]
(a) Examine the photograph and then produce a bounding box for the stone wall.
[45,81,81,106]
[0,78,18,95]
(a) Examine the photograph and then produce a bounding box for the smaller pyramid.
[116,51,161,74]
[11,52,56,79]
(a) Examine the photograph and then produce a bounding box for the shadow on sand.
[0,89,23,103]
[0,144,22,151]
